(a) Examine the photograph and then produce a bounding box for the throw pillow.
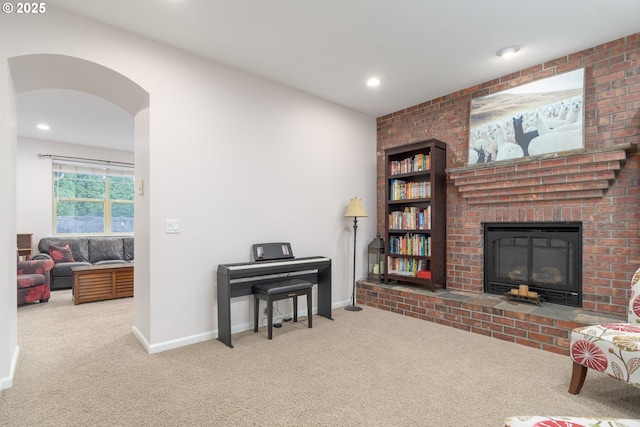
[49,244,75,263]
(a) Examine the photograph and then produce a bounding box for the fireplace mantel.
[447,143,637,205]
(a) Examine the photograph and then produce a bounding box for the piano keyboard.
[217,255,332,348]
[223,256,331,270]
[229,270,318,284]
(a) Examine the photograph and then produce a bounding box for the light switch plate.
[136,179,144,195]
[165,219,180,233]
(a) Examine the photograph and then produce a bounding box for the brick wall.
[376,33,640,318]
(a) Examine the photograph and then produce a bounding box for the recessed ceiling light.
[496,46,520,58]
[366,78,381,87]
[36,123,50,131]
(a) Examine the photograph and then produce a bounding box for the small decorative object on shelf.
[367,233,385,283]
[503,288,545,306]
[384,139,446,291]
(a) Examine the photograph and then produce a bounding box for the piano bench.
[253,278,313,340]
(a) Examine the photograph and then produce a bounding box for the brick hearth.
[356,280,624,356]
[373,33,640,354]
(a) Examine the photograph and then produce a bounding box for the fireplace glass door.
[484,223,582,306]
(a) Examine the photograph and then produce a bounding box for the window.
[53,165,134,235]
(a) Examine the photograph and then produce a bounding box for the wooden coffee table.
[72,263,134,305]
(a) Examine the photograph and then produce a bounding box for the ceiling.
[17,0,640,152]
[18,89,134,151]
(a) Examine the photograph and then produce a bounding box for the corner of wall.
[0,345,19,390]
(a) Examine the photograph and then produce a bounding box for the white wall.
[16,137,134,248]
[1,5,376,384]
[0,58,18,390]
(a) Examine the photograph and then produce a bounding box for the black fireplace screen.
[484,222,582,307]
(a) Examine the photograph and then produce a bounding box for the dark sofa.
[33,236,134,290]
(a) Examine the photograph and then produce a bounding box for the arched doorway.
[8,53,150,357]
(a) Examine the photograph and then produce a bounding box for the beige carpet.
[2,290,639,426]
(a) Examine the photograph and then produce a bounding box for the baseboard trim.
[334,299,351,310]
[0,345,19,390]
[130,303,348,354]
[131,325,150,353]
[132,325,215,354]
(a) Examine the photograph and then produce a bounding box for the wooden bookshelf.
[384,139,446,290]
[17,233,33,260]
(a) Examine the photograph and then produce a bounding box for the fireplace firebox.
[484,222,582,307]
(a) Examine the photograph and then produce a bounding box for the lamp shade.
[344,197,368,218]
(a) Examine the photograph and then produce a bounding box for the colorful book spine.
[389,153,431,176]
[388,234,430,256]
[388,206,431,230]
[389,179,407,200]
[389,182,431,201]
[387,256,431,277]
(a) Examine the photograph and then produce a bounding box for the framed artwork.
[468,68,584,165]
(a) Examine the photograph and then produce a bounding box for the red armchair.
[17,258,54,305]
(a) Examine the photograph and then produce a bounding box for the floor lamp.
[344,197,368,311]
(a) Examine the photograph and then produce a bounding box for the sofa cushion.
[49,244,75,263]
[69,239,90,263]
[17,274,46,289]
[52,261,91,278]
[93,259,128,266]
[89,239,124,263]
[124,237,134,261]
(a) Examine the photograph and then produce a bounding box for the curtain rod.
[38,153,134,168]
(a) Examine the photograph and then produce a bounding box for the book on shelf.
[390,179,406,200]
[388,234,431,256]
[389,153,431,176]
[388,206,431,230]
[389,180,431,201]
[387,257,431,277]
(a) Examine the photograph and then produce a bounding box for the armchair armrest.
[31,253,53,262]
[17,258,54,275]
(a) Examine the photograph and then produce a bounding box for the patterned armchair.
[568,266,640,394]
[505,415,640,426]
[17,257,54,305]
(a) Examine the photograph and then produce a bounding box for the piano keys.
[217,256,332,348]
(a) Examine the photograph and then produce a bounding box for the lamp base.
[344,305,363,312]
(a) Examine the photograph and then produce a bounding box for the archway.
[8,53,150,355]
[9,54,148,115]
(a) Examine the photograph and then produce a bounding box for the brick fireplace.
[483,221,582,307]
[446,143,636,315]
[362,33,640,355]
